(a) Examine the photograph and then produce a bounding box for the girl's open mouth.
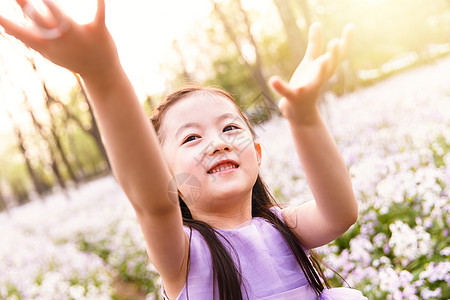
[207,160,239,174]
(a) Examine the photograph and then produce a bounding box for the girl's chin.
[208,183,252,200]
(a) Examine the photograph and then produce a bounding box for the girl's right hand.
[270,22,353,126]
[0,0,120,79]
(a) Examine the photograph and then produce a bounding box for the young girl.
[0,1,367,299]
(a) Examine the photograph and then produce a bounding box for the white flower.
[379,267,401,293]
[389,221,433,266]
[440,247,450,256]
[420,287,442,299]
[419,262,450,283]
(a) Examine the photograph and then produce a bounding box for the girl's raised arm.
[0,0,188,292]
[270,23,359,249]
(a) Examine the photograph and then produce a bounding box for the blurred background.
[0,0,449,299]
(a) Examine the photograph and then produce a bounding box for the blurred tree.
[211,0,277,111]
[74,75,111,171]
[206,52,255,105]
[294,0,312,30]
[42,83,80,184]
[23,93,66,189]
[143,95,154,116]
[6,110,50,199]
[172,40,194,83]
[24,46,110,177]
[0,179,7,212]
[272,0,307,65]
[49,83,110,178]
[27,54,106,188]
[9,179,30,205]
[2,152,32,206]
[22,54,78,187]
[257,33,295,80]
[157,4,251,110]
[43,76,111,178]
[234,0,273,101]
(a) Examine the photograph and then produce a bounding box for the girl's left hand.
[270,22,354,125]
[0,0,119,80]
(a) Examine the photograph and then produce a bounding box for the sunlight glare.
[58,0,97,24]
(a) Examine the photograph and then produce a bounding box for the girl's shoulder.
[270,204,293,227]
[269,205,284,218]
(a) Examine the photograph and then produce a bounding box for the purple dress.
[161,207,367,299]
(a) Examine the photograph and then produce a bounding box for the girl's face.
[160,92,261,213]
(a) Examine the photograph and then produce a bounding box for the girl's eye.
[223,124,240,132]
[182,135,199,144]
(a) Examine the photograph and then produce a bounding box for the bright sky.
[0,0,213,138]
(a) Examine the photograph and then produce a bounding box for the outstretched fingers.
[43,0,68,26]
[6,0,70,40]
[324,37,340,78]
[0,15,41,49]
[339,23,354,61]
[304,22,323,61]
[19,0,55,29]
[321,24,354,79]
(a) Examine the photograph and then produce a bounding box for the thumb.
[269,76,295,99]
[95,0,106,24]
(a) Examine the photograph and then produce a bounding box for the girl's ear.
[254,143,262,166]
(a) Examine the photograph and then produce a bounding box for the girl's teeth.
[211,163,236,173]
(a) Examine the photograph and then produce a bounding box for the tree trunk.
[273,0,307,62]
[67,132,87,179]
[24,95,66,189]
[235,0,278,112]
[212,0,278,114]
[7,111,48,196]
[42,84,80,185]
[0,184,8,213]
[25,56,80,185]
[172,40,194,83]
[74,74,112,171]
[293,0,312,30]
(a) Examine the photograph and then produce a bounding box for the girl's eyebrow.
[175,122,201,138]
[174,113,241,138]
[217,112,241,123]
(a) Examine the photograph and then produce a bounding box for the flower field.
[257,57,450,299]
[1,57,449,300]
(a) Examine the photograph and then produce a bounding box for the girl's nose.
[208,141,232,156]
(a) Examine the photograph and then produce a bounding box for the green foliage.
[0,147,30,202]
[73,220,160,295]
[205,52,260,106]
[60,123,106,177]
[6,283,22,300]
[59,87,107,176]
[67,86,95,129]
[258,34,298,80]
[314,0,450,69]
[431,135,450,168]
